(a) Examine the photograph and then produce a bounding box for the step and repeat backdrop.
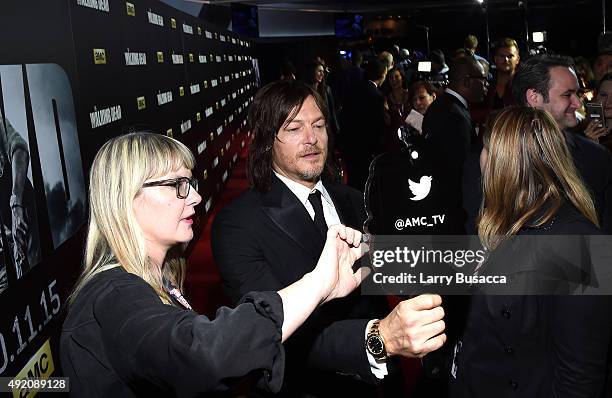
[0,0,257,391]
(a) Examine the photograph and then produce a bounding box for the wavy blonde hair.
[70,132,195,304]
[479,107,599,250]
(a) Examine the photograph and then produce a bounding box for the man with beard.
[512,54,612,231]
[212,80,447,397]
[471,38,520,128]
[489,38,520,109]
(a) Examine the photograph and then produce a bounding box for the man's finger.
[354,266,371,284]
[418,333,447,357]
[418,319,446,340]
[406,294,443,311]
[413,306,445,326]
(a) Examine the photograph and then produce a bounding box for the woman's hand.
[277,225,369,341]
[311,224,370,304]
[584,120,609,142]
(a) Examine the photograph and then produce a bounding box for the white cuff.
[365,319,388,379]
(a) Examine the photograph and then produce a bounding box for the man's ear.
[525,88,544,107]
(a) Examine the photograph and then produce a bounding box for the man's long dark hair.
[247,80,334,192]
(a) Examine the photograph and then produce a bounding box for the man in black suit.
[422,56,488,234]
[212,81,447,397]
[341,58,388,191]
[511,54,612,231]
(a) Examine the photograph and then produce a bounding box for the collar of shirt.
[274,172,334,207]
[368,80,378,88]
[445,88,468,109]
[274,172,338,222]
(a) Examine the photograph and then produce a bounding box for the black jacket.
[450,204,612,398]
[422,92,475,234]
[60,267,285,397]
[564,130,612,232]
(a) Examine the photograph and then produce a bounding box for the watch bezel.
[366,334,385,356]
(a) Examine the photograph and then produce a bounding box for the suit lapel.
[326,182,362,230]
[261,176,325,259]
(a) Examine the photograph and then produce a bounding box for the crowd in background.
[277,33,612,186]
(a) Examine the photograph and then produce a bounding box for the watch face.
[367,335,384,355]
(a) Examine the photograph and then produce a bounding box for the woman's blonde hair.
[478,107,599,250]
[70,132,195,304]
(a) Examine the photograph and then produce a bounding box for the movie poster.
[0,65,43,287]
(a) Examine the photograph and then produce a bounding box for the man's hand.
[379,294,446,358]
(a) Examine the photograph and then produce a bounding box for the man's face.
[593,54,612,81]
[529,66,581,129]
[412,87,436,114]
[379,67,388,85]
[272,96,328,188]
[466,62,489,103]
[493,46,520,73]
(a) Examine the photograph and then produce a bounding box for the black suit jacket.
[423,91,474,169]
[212,176,391,397]
[564,130,612,232]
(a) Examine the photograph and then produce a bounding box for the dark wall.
[257,36,340,85]
[0,0,255,385]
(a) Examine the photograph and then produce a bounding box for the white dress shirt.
[274,172,388,379]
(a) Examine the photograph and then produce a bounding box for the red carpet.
[184,150,250,317]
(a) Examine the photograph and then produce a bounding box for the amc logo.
[93,48,106,64]
[13,340,54,398]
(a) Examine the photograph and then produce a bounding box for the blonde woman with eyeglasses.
[60,131,369,397]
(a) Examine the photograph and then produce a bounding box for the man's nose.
[304,126,318,144]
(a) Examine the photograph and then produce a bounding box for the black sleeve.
[94,281,285,394]
[545,295,612,397]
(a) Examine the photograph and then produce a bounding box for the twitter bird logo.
[408,176,432,201]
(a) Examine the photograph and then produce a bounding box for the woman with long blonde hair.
[60,131,368,397]
[450,107,611,397]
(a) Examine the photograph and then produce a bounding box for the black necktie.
[309,190,328,238]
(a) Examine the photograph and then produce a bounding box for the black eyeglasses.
[142,177,199,199]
